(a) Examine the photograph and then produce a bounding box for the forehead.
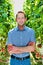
[17,13,25,17]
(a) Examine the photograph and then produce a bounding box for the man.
[6,11,36,65]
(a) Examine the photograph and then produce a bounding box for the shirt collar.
[16,25,26,31]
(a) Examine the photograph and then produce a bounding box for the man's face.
[16,13,26,26]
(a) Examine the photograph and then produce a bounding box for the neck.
[18,25,25,30]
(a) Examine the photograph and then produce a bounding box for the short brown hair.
[16,11,26,18]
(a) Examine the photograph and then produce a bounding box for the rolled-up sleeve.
[30,30,36,42]
[6,31,12,45]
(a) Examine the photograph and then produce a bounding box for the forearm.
[18,45,35,53]
[17,42,35,53]
[7,43,35,54]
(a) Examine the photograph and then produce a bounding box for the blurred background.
[0,0,43,65]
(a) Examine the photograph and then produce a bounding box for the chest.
[11,31,31,46]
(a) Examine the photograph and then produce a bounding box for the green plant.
[0,0,16,63]
[23,0,43,65]
[23,0,43,44]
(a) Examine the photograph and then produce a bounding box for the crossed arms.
[7,42,36,55]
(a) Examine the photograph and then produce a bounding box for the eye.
[18,17,20,19]
[22,17,25,19]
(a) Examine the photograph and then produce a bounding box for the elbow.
[31,46,35,52]
[32,48,35,52]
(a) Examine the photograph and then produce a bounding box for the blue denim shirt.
[6,26,35,58]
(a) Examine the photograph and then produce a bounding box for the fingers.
[7,45,21,54]
[8,45,14,51]
[9,51,13,55]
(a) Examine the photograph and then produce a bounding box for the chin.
[18,24,24,26]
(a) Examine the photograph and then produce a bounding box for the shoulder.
[8,27,17,34]
[25,26,35,33]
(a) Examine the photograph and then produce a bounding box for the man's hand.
[29,42,36,52]
[7,45,14,55]
[7,45,22,55]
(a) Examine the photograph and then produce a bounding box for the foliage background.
[23,0,43,65]
[23,0,43,44]
[0,0,16,64]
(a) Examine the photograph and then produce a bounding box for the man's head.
[16,11,27,26]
